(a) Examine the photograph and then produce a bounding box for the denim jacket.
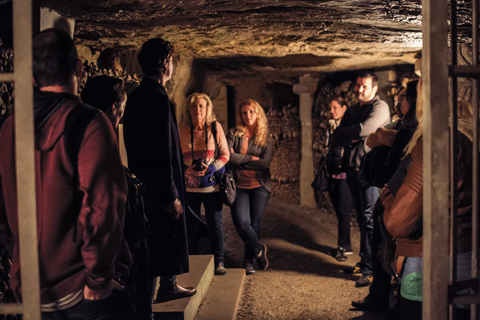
[226,128,274,192]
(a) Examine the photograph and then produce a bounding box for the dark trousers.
[125,239,153,320]
[346,172,377,275]
[42,289,134,320]
[399,293,422,320]
[328,178,353,251]
[187,191,225,264]
[231,186,270,263]
[368,199,392,303]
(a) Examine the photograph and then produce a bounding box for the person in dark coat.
[123,38,196,304]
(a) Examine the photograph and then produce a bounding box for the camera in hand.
[192,158,206,171]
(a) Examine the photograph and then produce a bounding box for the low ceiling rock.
[38,0,425,71]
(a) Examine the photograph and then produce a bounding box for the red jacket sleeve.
[77,114,131,290]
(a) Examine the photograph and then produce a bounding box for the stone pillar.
[293,74,318,208]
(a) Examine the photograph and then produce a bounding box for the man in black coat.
[123,38,196,305]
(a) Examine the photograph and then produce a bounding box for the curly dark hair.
[138,38,175,76]
[81,75,126,114]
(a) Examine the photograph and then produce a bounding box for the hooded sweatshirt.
[0,91,131,304]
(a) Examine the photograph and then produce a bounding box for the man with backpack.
[0,28,133,319]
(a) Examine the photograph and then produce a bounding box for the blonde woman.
[178,93,230,276]
[382,81,474,320]
[226,99,273,275]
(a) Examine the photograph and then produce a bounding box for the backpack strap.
[64,103,101,241]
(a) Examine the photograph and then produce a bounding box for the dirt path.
[220,196,394,320]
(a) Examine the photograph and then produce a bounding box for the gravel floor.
[218,195,396,320]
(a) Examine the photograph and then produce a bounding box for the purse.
[214,168,236,206]
[211,121,237,206]
[376,211,398,277]
[358,145,391,188]
[311,148,329,191]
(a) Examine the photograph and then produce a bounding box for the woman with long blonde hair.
[179,93,230,276]
[227,99,273,275]
[383,79,474,319]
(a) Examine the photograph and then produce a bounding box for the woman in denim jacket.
[227,99,273,275]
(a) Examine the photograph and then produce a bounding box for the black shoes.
[344,263,372,287]
[329,247,348,261]
[351,294,389,311]
[256,243,269,270]
[155,283,197,303]
[215,262,227,275]
[245,262,255,275]
[244,243,268,275]
[343,264,362,274]
[355,274,373,287]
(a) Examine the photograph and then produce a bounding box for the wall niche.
[265,82,300,205]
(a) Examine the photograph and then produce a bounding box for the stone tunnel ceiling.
[38,0,424,71]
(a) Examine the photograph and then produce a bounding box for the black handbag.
[211,121,237,206]
[214,168,236,206]
[358,145,391,188]
[376,210,398,277]
[325,145,345,175]
[311,149,329,191]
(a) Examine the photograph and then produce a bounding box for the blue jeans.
[42,289,134,320]
[231,186,270,263]
[456,252,472,282]
[187,191,225,264]
[347,173,377,275]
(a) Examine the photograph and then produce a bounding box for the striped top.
[179,121,230,192]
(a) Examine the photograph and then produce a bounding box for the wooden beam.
[13,0,41,319]
[422,1,450,320]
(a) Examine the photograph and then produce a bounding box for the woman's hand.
[230,148,260,162]
[186,163,208,176]
[165,198,183,220]
[377,128,397,146]
[366,133,381,149]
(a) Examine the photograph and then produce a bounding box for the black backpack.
[64,104,147,253]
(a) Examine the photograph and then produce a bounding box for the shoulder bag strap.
[191,121,209,161]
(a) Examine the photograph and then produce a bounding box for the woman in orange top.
[227,99,273,275]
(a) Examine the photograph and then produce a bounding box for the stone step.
[196,268,246,320]
[153,255,214,320]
